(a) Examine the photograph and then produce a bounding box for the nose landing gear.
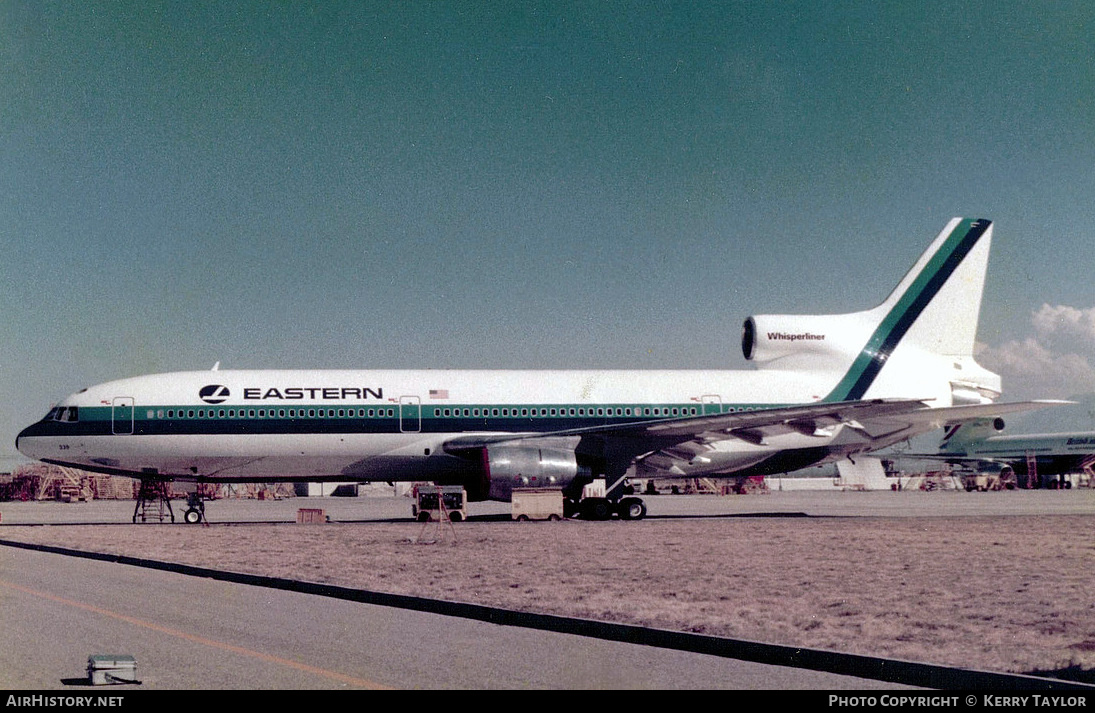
[183,492,206,524]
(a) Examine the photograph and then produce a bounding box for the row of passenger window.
[433,406,701,418]
[146,408,398,420]
[142,405,703,420]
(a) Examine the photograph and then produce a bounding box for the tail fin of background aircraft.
[743,218,1001,406]
[939,417,1006,454]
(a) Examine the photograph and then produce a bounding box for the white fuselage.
[17,366,881,483]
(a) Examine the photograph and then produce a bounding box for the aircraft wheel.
[618,498,647,521]
[183,508,202,524]
[581,498,612,521]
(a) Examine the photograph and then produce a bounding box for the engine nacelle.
[742,313,874,370]
[483,442,586,501]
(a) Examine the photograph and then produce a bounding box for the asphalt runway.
[2,489,1093,691]
[0,543,903,690]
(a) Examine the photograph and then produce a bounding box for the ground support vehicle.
[562,478,647,521]
[412,484,467,522]
[962,469,1016,491]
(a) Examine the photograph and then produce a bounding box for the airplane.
[922,418,1095,489]
[16,217,1060,523]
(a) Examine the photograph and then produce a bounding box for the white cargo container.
[511,488,564,521]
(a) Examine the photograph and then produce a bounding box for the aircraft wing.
[442,398,1068,457]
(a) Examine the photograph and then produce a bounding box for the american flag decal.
[429,389,449,399]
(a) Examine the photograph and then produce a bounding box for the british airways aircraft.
[925,418,1095,488]
[16,218,1056,523]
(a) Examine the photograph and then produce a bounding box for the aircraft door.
[400,396,421,433]
[701,394,722,415]
[112,397,134,435]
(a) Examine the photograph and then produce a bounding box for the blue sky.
[4,1,1095,466]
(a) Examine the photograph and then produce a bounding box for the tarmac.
[2,486,1094,526]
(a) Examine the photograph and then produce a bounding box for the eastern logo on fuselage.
[198,385,385,403]
[199,385,231,404]
[243,387,385,401]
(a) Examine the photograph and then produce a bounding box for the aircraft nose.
[16,422,44,459]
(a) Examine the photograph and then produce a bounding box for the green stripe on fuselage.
[43,400,778,438]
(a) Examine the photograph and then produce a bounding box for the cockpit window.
[48,407,79,422]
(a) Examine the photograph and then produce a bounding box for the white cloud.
[977,305,1095,399]
[1031,304,1095,351]
[977,338,1095,398]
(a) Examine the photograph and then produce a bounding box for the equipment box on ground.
[511,488,564,521]
[87,655,138,685]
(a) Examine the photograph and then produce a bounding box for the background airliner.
[17,218,1057,523]
[926,418,1095,488]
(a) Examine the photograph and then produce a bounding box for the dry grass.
[4,513,1094,678]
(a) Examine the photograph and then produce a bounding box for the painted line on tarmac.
[0,573,391,690]
[2,538,1092,691]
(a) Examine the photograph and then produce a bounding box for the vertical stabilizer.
[825,218,1001,404]
[873,217,992,359]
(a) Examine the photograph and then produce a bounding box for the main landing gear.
[564,495,647,521]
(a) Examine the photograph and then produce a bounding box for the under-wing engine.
[480,440,591,501]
